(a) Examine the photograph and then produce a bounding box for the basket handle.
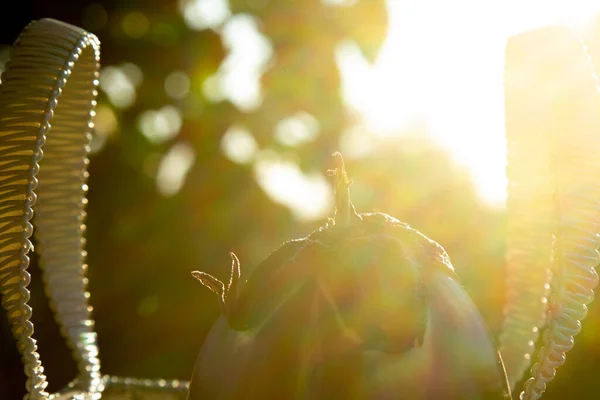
[499,26,600,399]
[0,18,101,399]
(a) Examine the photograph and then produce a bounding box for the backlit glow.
[338,0,600,206]
[274,112,320,147]
[99,66,140,109]
[218,14,273,112]
[180,0,230,31]
[138,105,183,144]
[254,151,333,221]
[221,125,259,164]
[156,142,196,196]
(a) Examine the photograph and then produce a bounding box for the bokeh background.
[2,0,600,398]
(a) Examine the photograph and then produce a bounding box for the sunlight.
[340,0,600,206]
[221,125,259,164]
[254,151,333,221]
[218,14,273,112]
[99,65,139,109]
[156,142,196,196]
[274,112,320,147]
[138,105,183,144]
[179,0,230,31]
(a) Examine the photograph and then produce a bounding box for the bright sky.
[342,0,600,206]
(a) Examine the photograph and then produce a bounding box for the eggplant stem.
[328,152,357,227]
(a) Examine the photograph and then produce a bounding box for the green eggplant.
[189,153,511,399]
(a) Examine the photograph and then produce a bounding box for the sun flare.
[340,0,600,207]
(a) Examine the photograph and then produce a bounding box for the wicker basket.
[0,18,189,400]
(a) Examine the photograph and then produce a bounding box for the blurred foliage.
[1,2,600,400]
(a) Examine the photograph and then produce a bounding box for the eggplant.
[189,153,511,399]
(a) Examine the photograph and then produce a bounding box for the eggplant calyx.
[192,252,241,321]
